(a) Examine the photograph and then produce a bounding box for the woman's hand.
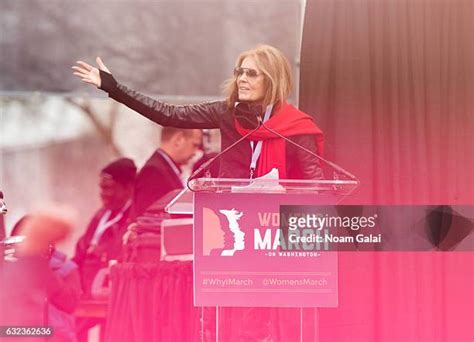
[72,57,110,88]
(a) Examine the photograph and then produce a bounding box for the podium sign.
[194,192,338,307]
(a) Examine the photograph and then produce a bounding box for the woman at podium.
[73,45,324,179]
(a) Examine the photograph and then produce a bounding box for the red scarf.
[234,103,324,178]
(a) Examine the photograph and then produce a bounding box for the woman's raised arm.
[72,57,223,129]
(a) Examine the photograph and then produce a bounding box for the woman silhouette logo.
[202,208,245,256]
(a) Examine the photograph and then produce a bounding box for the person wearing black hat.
[72,158,136,341]
[73,158,136,296]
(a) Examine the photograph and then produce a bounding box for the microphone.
[186,103,263,190]
[259,122,358,181]
[233,102,263,129]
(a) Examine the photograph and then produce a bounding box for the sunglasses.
[233,67,262,79]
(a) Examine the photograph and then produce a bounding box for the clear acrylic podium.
[166,177,358,342]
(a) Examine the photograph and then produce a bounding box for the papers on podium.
[231,168,286,193]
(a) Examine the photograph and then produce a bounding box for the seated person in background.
[130,127,202,220]
[2,209,79,342]
[73,158,136,297]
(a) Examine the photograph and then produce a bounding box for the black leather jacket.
[99,71,324,179]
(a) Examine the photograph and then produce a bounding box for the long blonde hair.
[222,44,293,109]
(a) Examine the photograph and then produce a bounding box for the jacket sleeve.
[99,70,225,129]
[72,212,100,267]
[72,234,88,267]
[288,135,325,180]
